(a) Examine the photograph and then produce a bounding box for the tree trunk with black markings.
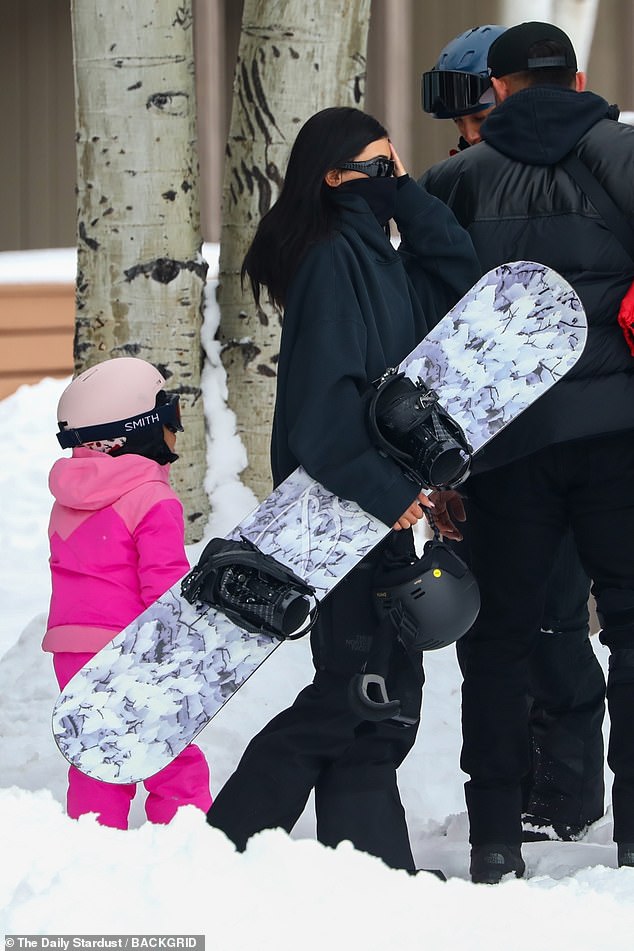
[71,0,208,541]
[218,0,372,500]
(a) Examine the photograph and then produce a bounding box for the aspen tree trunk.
[71,0,208,541]
[218,0,372,501]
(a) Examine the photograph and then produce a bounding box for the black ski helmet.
[373,537,480,650]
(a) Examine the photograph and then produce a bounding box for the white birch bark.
[71,0,208,541]
[218,0,372,501]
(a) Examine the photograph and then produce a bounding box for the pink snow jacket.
[43,447,190,653]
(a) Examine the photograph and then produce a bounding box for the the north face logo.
[488,852,505,865]
[345,634,373,652]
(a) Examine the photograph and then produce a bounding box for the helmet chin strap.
[423,506,442,543]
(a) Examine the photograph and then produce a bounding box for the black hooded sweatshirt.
[270,176,480,525]
[421,86,634,471]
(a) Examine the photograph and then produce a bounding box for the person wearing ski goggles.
[421,25,506,150]
[419,19,634,882]
[206,105,479,874]
[45,357,212,829]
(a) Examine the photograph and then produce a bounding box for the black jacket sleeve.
[395,176,481,328]
[281,241,421,527]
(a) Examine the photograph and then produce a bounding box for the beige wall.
[588,0,634,106]
[0,0,76,251]
[1,0,633,251]
[367,0,502,175]
[0,282,74,398]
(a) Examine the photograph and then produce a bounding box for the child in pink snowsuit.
[44,357,212,830]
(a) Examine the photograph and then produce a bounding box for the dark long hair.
[242,107,389,309]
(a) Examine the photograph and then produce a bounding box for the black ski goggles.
[421,70,492,118]
[57,391,183,449]
[338,156,395,178]
[156,390,184,434]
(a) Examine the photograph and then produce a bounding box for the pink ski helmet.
[56,357,182,450]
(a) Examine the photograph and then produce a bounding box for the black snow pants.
[458,432,634,847]
[456,527,605,834]
[207,533,423,871]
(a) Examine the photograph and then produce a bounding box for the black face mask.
[111,425,179,466]
[337,176,399,226]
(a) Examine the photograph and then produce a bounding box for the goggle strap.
[57,398,181,449]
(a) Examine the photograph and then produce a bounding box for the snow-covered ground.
[1,247,633,948]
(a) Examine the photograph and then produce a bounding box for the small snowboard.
[52,261,587,783]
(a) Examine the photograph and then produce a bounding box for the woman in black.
[207,107,479,870]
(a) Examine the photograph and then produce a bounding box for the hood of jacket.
[49,446,171,511]
[480,86,615,165]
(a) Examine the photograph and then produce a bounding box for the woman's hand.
[392,491,433,531]
[389,141,408,178]
[427,489,466,541]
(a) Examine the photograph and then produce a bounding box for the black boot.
[617,843,634,868]
[470,844,526,884]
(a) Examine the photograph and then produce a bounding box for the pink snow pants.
[54,652,212,830]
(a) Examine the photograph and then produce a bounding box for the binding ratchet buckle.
[181,536,319,640]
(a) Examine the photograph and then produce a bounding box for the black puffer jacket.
[421,86,634,471]
[271,176,480,524]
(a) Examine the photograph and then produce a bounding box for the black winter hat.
[487,21,577,79]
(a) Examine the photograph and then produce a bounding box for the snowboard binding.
[367,369,472,489]
[181,536,319,640]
